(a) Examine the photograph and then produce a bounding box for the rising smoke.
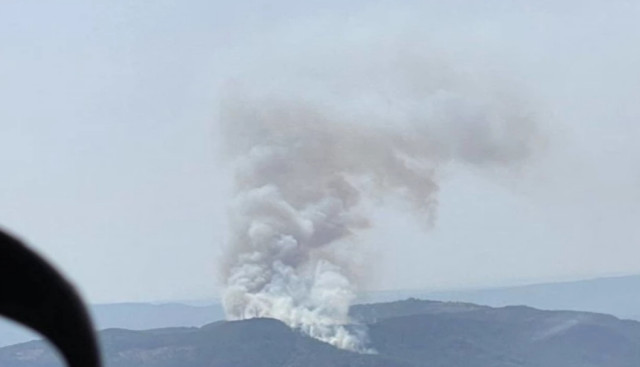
[218,37,539,351]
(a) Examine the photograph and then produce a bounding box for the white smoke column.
[219,43,538,351]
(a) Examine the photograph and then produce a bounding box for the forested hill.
[2,299,640,367]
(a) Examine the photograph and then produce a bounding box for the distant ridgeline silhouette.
[0,228,101,367]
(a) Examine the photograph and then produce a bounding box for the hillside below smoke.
[3,299,640,367]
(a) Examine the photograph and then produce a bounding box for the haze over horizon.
[1,0,640,305]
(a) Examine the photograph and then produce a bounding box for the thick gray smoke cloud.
[219,41,538,351]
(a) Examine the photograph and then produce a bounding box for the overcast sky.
[1,0,639,304]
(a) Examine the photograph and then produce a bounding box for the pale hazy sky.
[1,0,639,303]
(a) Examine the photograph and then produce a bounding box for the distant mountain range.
[364,274,640,321]
[2,273,639,349]
[2,298,640,367]
[0,303,224,347]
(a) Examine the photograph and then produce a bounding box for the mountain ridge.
[366,274,640,321]
[3,298,640,367]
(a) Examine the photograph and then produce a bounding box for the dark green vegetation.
[2,299,640,367]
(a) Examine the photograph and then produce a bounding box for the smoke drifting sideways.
[218,43,540,352]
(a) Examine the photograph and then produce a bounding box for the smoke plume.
[219,42,538,351]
